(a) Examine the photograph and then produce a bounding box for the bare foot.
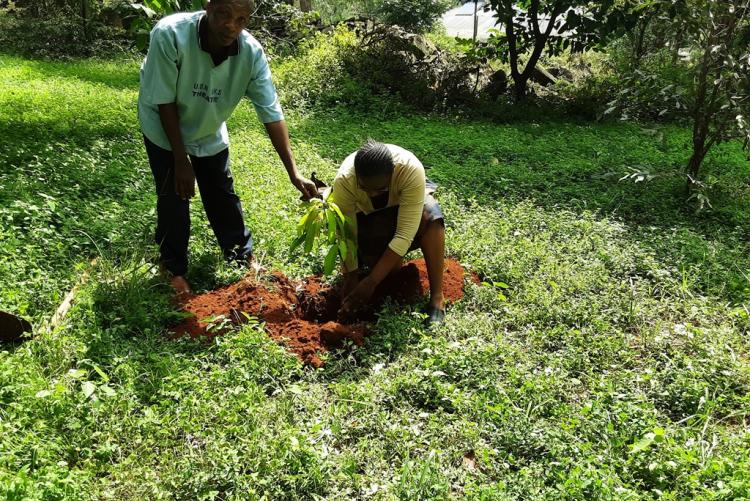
[170,275,193,297]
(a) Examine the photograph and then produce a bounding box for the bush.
[343,23,480,110]
[374,0,452,33]
[274,24,478,112]
[312,0,453,31]
[273,26,372,109]
[0,9,134,59]
[537,50,620,120]
[602,36,694,122]
[524,41,693,122]
[247,0,322,54]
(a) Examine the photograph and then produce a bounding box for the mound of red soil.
[172,258,473,367]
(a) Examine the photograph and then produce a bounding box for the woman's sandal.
[424,304,446,327]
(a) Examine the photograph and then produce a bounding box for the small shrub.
[290,195,357,276]
[374,0,452,34]
[273,26,368,108]
[343,24,480,110]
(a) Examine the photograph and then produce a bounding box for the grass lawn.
[1,52,749,499]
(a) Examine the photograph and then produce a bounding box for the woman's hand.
[339,277,374,321]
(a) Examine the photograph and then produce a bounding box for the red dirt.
[171,258,475,367]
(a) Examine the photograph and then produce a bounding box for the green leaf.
[630,432,656,453]
[81,381,97,400]
[297,204,317,232]
[67,369,87,380]
[304,221,318,254]
[329,201,346,221]
[303,207,321,236]
[88,362,110,383]
[99,385,116,398]
[290,233,306,254]
[344,216,357,240]
[346,238,358,258]
[326,209,337,244]
[334,211,348,238]
[338,238,348,261]
[324,244,338,275]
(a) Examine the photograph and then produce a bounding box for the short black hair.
[207,0,252,8]
[354,139,394,179]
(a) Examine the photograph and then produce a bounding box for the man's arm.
[158,103,194,200]
[263,121,318,200]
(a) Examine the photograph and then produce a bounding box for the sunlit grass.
[1,52,748,499]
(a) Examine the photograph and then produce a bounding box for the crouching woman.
[331,140,446,326]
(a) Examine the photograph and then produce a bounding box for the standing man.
[138,0,317,294]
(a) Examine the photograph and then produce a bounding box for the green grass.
[1,52,749,499]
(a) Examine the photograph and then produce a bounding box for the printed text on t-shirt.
[192,83,222,103]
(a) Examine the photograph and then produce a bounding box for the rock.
[0,311,32,344]
[548,65,574,81]
[486,69,508,100]
[530,65,557,86]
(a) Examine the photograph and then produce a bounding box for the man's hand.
[264,121,320,201]
[339,277,374,321]
[174,155,196,200]
[292,174,320,201]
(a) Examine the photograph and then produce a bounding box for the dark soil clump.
[172,258,474,367]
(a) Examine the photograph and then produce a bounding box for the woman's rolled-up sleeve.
[388,160,426,257]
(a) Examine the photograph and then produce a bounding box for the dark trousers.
[144,136,252,276]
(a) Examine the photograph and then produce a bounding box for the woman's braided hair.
[354,139,394,179]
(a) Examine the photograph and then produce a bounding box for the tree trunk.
[80,0,90,40]
[503,3,522,100]
[686,147,707,195]
[687,142,706,181]
[513,2,560,102]
[632,16,651,70]
[514,77,528,100]
[299,0,312,12]
[686,113,710,194]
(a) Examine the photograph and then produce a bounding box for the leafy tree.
[312,0,379,24]
[482,0,616,99]
[683,0,750,190]
[606,0,750,193]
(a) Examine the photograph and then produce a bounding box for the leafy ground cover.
[1,52,749,499]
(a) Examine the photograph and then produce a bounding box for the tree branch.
[530,0,540,37]
[521,2,564,79]
[503,1,521,81]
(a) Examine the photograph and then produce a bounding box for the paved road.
[440,1,497,41]
[440,2,568,41]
